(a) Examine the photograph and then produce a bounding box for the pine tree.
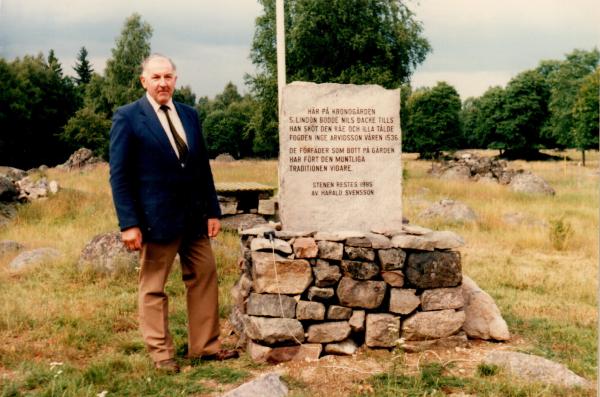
[73,46,93,85]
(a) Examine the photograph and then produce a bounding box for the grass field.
[0,150,597,396]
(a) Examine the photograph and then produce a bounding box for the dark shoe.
[201,349,239,361]
[154,358,180,373]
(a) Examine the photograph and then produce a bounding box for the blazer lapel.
[138,96,180,163]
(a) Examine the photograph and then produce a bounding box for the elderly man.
[109,54,238,373]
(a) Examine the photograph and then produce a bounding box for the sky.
[0,0,598,100]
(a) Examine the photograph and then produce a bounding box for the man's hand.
[207,218,221,238]
[122,227,142,251]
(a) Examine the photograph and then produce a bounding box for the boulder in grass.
[78,231,138,274]
[509,172,555,196]
[10,247,62,271]
[461,275,510,341]
[419,199,477,223]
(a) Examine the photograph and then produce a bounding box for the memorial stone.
[279,82,402,231]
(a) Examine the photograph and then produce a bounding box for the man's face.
[140,57,177,105]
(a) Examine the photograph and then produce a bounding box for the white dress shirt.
[146,92,188,159]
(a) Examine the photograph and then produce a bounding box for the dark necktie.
[159,105,188,161]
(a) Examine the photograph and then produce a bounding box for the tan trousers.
[138,236,221,362]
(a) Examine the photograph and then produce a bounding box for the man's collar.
[146,92,174,112]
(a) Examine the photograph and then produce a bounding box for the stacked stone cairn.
[230,224,470,363]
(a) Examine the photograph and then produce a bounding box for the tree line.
[1,2,598,169]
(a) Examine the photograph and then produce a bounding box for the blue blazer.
[109,96,221,242]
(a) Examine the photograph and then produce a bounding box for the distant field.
[0,150,596,396]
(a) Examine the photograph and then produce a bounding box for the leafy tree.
[405,81,461,158]
[247,0,431,157]
[572,68,599,165]
[73,46,93,85]
[461,86,506,152]
[103,13,152,109]
[61,107,112,158]
[497,70,549,156]
[213,82,243,110]
[0,55,78,168]
[173,85,196,106]
[541,48,599,148]
[47,49,63,76]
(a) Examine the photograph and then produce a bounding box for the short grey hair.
[141,53,177,75]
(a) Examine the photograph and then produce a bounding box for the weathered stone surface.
[402,332,469,353]
[221,213,268,232]
[0,166,27,182]
[296,301,325,320]
[484,351,590,389]
[337,277,386,309]
[222,371,289,397]
[312,260,342,287]
[0,176,18,201]
[509,172,555,196]
[345,237,372,247]
[293,237,318,258]
[419,199,478,223]
[421,287,464,311]
[246,293,297,318]
[230,272,253,306]
[317,240,344,260]
[308,286,335,301]
[348,310,365,332]
[402,310,465,341]
[340,260,379,280]
[389,288,420,315]
[377,248,406,270]
[425,231,465,250]
[344,246,375,261]
[247,341,322,364]
[275,230,316,239]
[78,232,138,274]
[239,225,276,237]
[314,231,365,241]
[461,275,510,341]
[214,153,236,162]
[405,251,462,288]
[59,148,103,170]
[381,270,404,287]
[307,321,351,343]
[17,176,50,201]
[324,339,358,356]
[401,224,433,235]
[252,252,313,294]
[440,165,471,180]
[243,316,305,345]
[258,199,276,215]
[366,314,400,348]
[0,203,17,228]
[391,234,435,251]
[364,232,392,249]
[0,240,23,255]
[10,247,62,270]
[327,305,353,320]
[251,237,292,254]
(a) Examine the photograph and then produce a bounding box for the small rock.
[391,233,435,251]
[348,310,366,332]
[402,332,469,353]
[378,248,406,270]
[252,252,313,294]
[10,247,61,271]
[222,372,288,397]
[344,246,375,261]
[337,277,386,309]
[78,232,138,274]
[425,231,465,250]
[258,199,276,215]
[345,237,372,247]
[483,351,589,389]
[60,148,103,170]
[296,301,326,320]
[327,305,352,320]
[440,165,471,180]
[405,250,462,288]
[461,275,510,341]
[48,180,59,194]
[509,172,555,196]
[246,293,297,318]
[251,237,292,254]
[402,224,433,235]
[307,286,335,301]
[419,199,478,223]
[247,341,322,364]
[340,260,380,280]
[366,313,400,348]
[324,339,358,356]
[389,288,420,315]
[402,309,465,341]
[317,240,344,260]
[307,321,351,343]
[364,232,392,249]
[312,260,342,287]
[421,287,464,311]
[243,316,304,345]
[230,272,253,306]
[293,237,318,258]
[381,270,405,287]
